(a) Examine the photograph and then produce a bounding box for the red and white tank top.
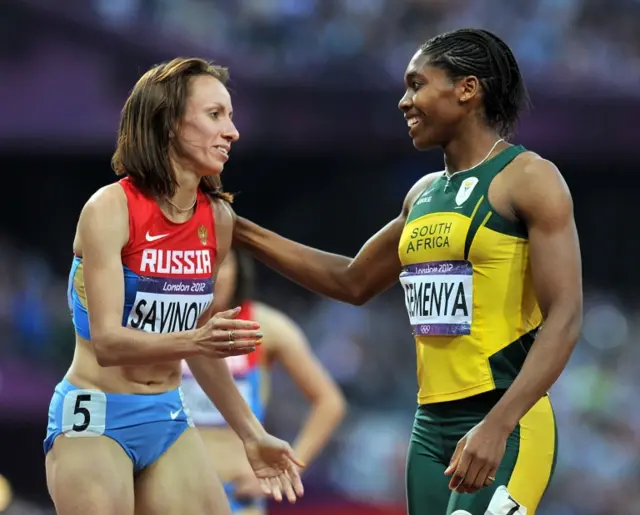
[119,177,217,334]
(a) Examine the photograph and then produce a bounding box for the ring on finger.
[228,330,235,346]
[486,475,496,484]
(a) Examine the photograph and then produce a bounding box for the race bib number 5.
[61,389,107,437]
[400,260,472,336]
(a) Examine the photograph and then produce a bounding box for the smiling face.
[398,51,480,150]
[171,75,239,177]
[112,58,240,199]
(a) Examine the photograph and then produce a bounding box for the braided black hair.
[420,28,530,137]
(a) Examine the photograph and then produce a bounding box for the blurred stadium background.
[1,0,640,513]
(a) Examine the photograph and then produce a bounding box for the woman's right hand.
[194,306,262,358]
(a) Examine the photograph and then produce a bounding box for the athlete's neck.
[442,127,507,174]
[163,164,200,220]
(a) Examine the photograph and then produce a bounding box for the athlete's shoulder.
[80,183,128,224]
[208,196,233,224]
[402,171,445,215]
[509,152,568,193]
[509,152,572,222]
[76,184,129,249]
[508,150,562,180]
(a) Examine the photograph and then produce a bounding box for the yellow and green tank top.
[398,145,542,405]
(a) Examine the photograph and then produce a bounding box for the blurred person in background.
[43,57,302,515]
[234,28,582,515]
[0,475,12,512]
[182,248,346,515]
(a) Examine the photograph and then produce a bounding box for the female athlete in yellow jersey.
[234,28,582,515]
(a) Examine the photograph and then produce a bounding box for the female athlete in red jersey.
[44,58,303,515]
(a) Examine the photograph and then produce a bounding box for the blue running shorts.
[44,378,193,472]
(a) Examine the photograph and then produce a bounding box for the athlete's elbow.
[564,307,582,348]
[317,387,348,423]
[548,301,582,350]
[324,281,363,305]
[322,262,370,305]
[331,392,348,423]
[92,331,122,367]
[347,289,369,306]
[343,280,373,306]
[93,348,115,367]
[340,266,383,306]
[94,344,119,367]
[351,285,384,306]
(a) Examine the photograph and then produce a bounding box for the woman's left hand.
[444,419,510,494]
[244,433,305,503]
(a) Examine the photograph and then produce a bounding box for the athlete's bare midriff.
[68,237,184,393]
[66,336,182,393]
[199,426,253,482]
